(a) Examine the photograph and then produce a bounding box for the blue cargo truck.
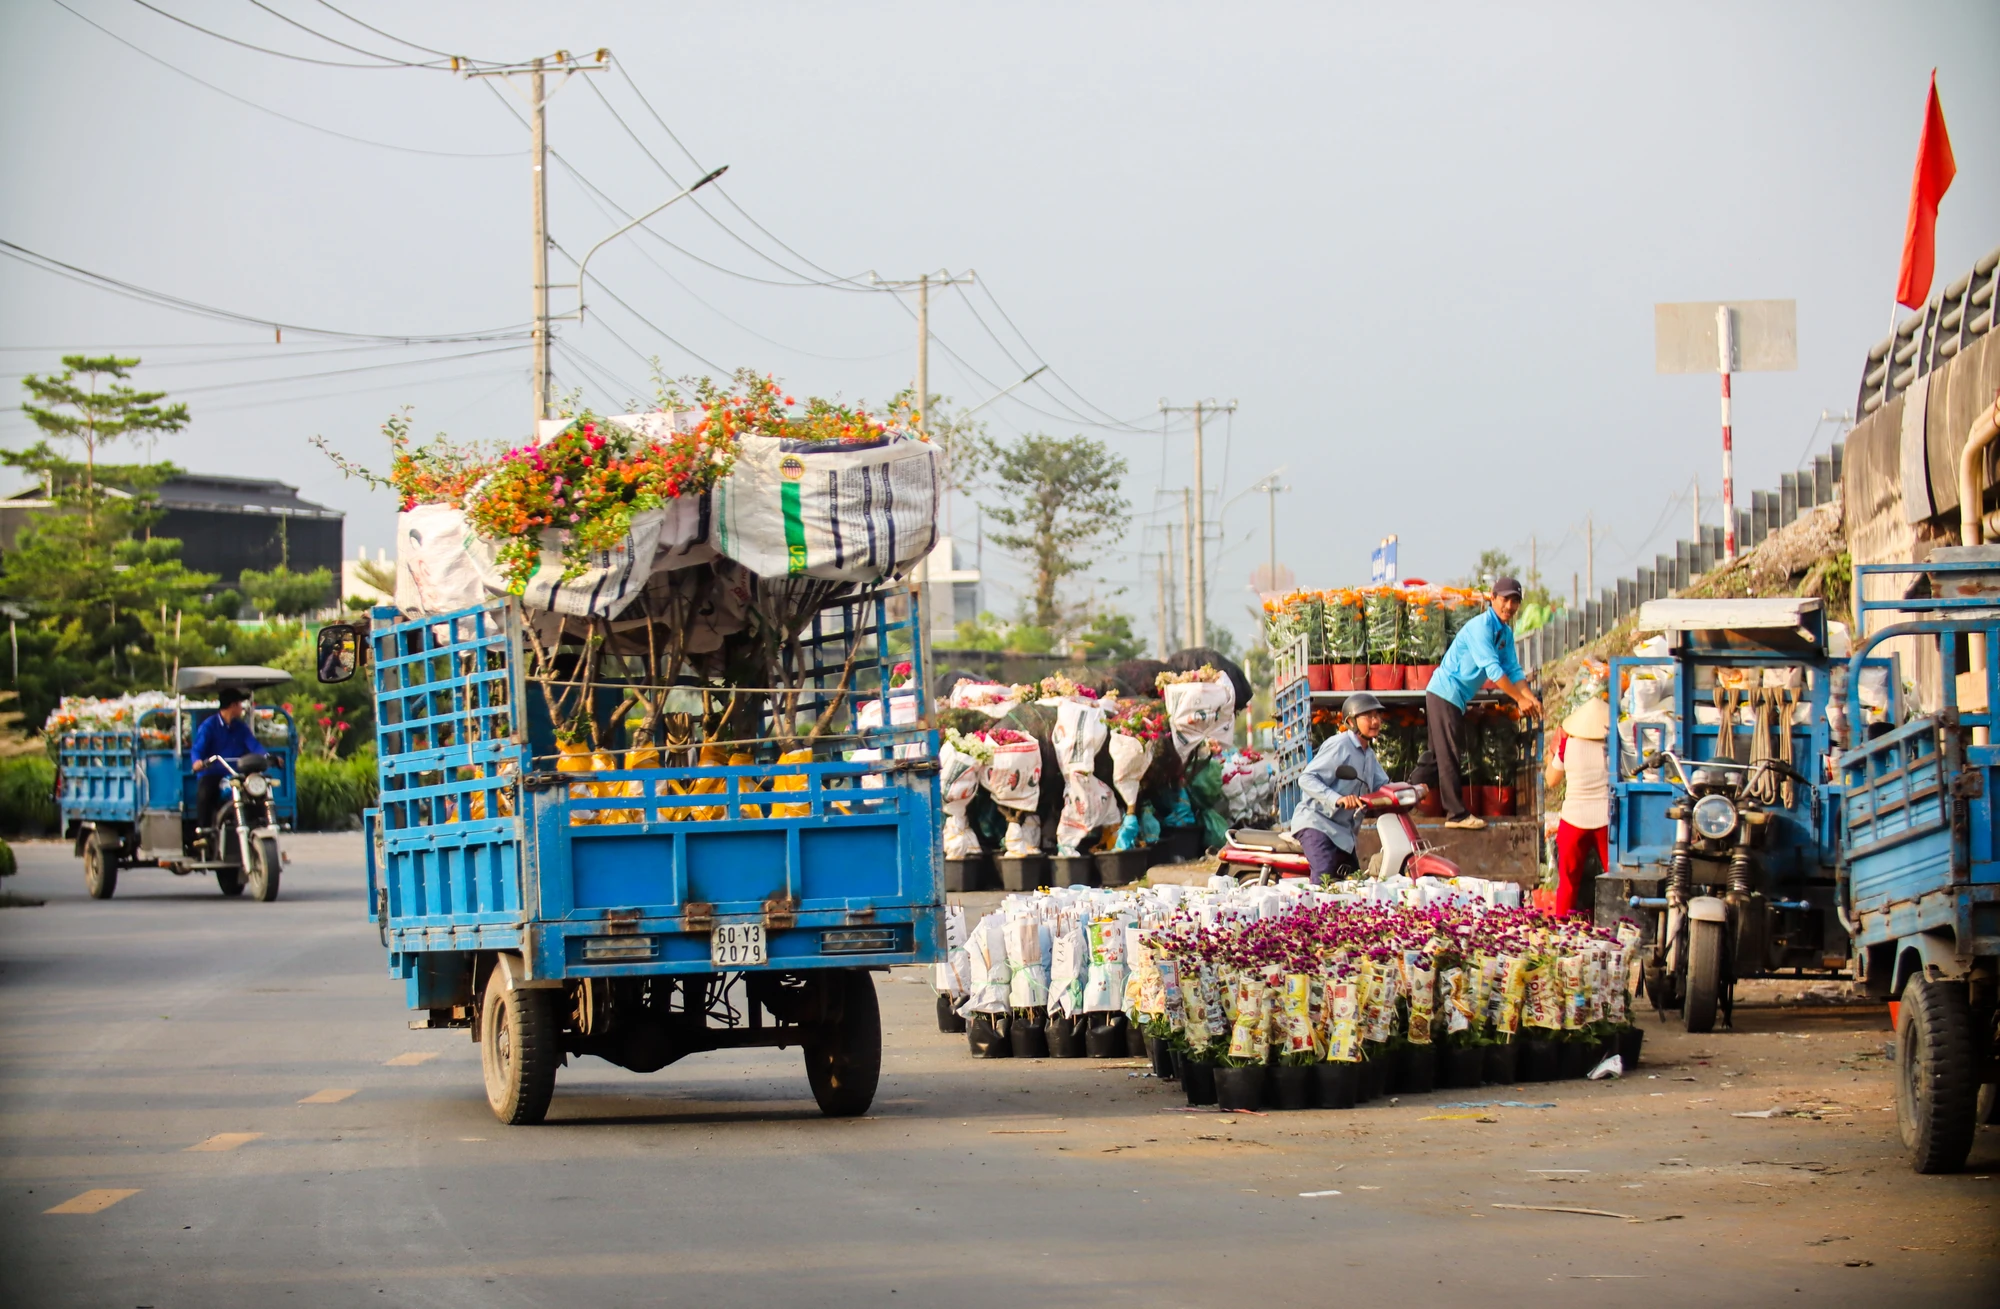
[1840,556,2000,1172]
[317,583,944,1125]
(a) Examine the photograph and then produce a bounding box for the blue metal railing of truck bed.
[365,591,944,990]
[1841,561,2000,956]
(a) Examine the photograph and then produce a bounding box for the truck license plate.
[711,923,767,968]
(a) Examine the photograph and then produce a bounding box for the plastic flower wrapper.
[1523,958,1563,1031]
[1403,950,1438,1045]
[961,912,1014,1015]
[1323,589,1367,662]
[1004,910,1051,1010]
[1225,971,1268,1062]
[1363,588,1404,665]
[934,904,970,999]
[1323,968,1364,1063]
[1281,972,1314,1060]
[1047,921,1087,1019]
[1498,956,1529,1036]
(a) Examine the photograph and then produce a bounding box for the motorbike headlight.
[1691,793,1738,840]
[241,774,271,799]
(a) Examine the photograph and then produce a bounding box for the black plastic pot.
[1009,1011,1050,1059]
[1449,1045,1487,1090]
[936,992,967,1033]
[1215,1065,1267,1111]
[1046,1012,1087,1058]
[1182,1056,1218,1106]
[1272,1064,1312,1111]
[1312,1061,1359,1109]
[1356,1056,1386,1103]
[1519,1036,1560,1082]
[942,855,991,893]
[1484,1040,1519,1085]
[1084,1012,1129,1058]
[996,855,1049,892]
[1048,854,1098,887]
[1558,1039,1598,1080]
[1146,1033,1177,1080]
[966,1011,1012,1058]
[1125,1020,1147,1057]
[1397,1044,1437,1094]
[1617,1025,1644,1069]
[1434,1043,1464,1089]
[1157,826,1204,863]
[1095,848,1151,887]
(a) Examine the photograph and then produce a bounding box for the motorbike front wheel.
[248,835,281,902]
[1684,918,1725,1033]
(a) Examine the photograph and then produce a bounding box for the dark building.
[0,473,344,604]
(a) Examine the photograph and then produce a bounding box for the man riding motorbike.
[190,687,258,852]
[1288,690,1390,883]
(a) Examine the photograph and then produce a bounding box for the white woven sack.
[711,434,941,582]
[394,504,486,616]
[1164,680,1236,759]
[983,739,1042,811]
[1051,699,1107,773]
[1107,732,1153,808]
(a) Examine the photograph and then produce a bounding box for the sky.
[2,1,1997,649]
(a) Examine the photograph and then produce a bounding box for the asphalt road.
[2,834,1996,1308]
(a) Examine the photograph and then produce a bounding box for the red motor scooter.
[1220,765,1460,884]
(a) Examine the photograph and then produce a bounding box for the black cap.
[1492,576,1524,599]
[217,687,248,708]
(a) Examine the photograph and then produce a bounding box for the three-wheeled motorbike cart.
[317,581,944,1126]
[1841,553,2000,1172]
[56,665,297,901]
[1607,598,1895,1032]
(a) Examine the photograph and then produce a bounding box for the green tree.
[241,565,336,618]
[980,433,1128,631]
[1076,611,1145,662]
[1202,621,1241,660]
[19,356,187,525]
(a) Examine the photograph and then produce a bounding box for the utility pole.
[530,57,549,425]
[467,49,608,430]
[1717,305,1738,561]
[1164,525,1181,655]
[1160,398,1238,648]
[1692,478,1701,542]
[1529,534,1538,593]
[871,270,976,436]
[1179,490,1197,649]
[1155,553,1171,660]
[1584,512,1600,596]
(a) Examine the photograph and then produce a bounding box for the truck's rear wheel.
[481,976,558,1126]
[1684,919,1723,1033]
[83,840,117,900]
[804,970,881,1118]
[248,836,281,902]
[1897,977,1978,1173]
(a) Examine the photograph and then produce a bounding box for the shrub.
[0,755,57,837]
[294,750,378,831]
[0,838,15,878]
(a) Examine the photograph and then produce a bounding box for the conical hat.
[1561,697,1609,741]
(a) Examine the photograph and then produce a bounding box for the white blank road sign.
[1654,300,1797,373]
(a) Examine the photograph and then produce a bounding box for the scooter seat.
[1224,827,1303,855]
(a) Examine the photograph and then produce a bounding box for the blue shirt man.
[1288,691,1391,882]
[191,700,260,779]
[1412,577,1542,828]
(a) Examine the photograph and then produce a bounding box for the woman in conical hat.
[1544,695,1610,918]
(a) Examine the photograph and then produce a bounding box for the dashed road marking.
[298,1088,357,1104]
[384,1052,438,1067]
[46,1188,139,1214]
[186,1133,263,1152]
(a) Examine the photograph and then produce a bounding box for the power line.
[550,152,905,363]
[0,237,533,343]
[307,0,486,61]
[47,0,518,158]
[240,0,445,68]
[190,363,526,415]
[545,239,730,375]
[165,343,528,395]
[122,0,447,69]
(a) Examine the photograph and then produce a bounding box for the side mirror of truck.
[317,623,361,685]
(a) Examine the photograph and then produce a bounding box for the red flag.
[1895,70,1956,310]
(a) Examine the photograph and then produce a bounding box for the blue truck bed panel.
[368,596,944,988]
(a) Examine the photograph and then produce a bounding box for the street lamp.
[570,165,728,322]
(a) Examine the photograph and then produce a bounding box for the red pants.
[1554,820,1607,918]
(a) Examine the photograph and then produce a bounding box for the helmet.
[1342,691,1388,719]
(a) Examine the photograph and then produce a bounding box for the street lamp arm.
[573,165,728,320]
[963,364,1048,416]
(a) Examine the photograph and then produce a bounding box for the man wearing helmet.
[1288,690,1390,883]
